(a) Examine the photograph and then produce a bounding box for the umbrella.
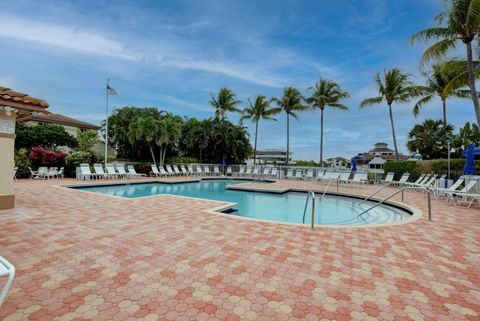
[463,144,476,175]
[351,158,357,172]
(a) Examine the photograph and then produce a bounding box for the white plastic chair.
[0,256,15,306]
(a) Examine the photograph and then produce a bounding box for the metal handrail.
[302,191,316,229]
[359,182,392,205]
[359,186,431,221]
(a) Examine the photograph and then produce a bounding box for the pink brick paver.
[0,177,479,321]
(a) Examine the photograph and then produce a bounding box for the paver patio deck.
[0,177,479,321]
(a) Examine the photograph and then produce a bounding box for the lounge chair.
[166,165,176,176]
[116,165,131,179]
[447,177,480,207]
[405,174,428,187]
[430,175,465,199]
[337,172,350,183]
[0,255,15,306]
[378,172,395,185]
[392,172,410,186]
[286,168,294,179]
[196,165,204,176]
[316,169,325,180]
[226,167,232,176]
[106,164,119,179]
[79,163,94,180]
[305,168,314,180]
[262,167,270,178]
[57,167,65,179]
[93,164,109,179]
[127,165,146,178]
[270,167,278,179]
[158,166,171,176]
[238,166,245,177]
[150,165,160,177]
[412,174,440,189]
[350,172,367,184]
[213,166,221,176]
[252,167,260,177]
[13,167,18,181]
[294,169,303,180]
[187,165,195,175]
[173,165,182,176]
[204,166,211,176]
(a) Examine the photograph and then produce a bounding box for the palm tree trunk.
[466,41,480,126]
[149,145,156,165]
[388,104,399,160]
[159,147,163,166]
[286,114,290,165]
[442,99,447,127]
[320,108,324,164]
[254,120,259,165]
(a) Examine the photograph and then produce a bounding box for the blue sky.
[0,0,475,160]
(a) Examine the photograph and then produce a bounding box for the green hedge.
[384,159,480,181]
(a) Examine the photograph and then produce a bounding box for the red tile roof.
[17,111,100,130]
[0,86,49,111]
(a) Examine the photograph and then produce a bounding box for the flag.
[107,84,118,96]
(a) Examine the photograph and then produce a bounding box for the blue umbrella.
[463,143,476,175]
[351,158,357,172]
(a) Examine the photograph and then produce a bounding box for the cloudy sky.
[0,0,475,160]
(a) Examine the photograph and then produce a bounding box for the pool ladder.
[302,191,317,230]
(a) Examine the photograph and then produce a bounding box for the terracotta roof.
[17,111,100,130]
[0,86,49,112]
[368,147,395,153]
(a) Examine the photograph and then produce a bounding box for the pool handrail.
[302,191,316,230]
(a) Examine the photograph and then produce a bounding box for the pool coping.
[57,177,423,229]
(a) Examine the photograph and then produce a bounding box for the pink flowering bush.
[29,147,66,167]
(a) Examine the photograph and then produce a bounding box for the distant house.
[17,111,100,138]
[326,157,350,167]
[354,142,408,166]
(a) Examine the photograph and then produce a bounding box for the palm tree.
[241,95,281,164]
[360,68,424,160]
[414,61,473,126]
[155,116,182,165]
[407,119,454,159]
[210,87,241,120]
[306,78,350,163]
[271,87,310,165]
[411,0,480,126]
[127,116,158,165]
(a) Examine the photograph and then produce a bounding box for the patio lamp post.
[447,140,451,181]
[104,79,118,165]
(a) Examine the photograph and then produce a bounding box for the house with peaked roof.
[17,111,100,137]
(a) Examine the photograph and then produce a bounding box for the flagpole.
[105,78,109,165]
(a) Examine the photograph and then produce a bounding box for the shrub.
[14,148,32,178]
[29,147,66,168]
[166,156,198,164]
[385,159,480,181]
[65,151,96,177]
[383,161,420,181]
[16,123,77,149]
[77,129,99,151]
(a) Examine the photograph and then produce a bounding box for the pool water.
[74,179,411,225]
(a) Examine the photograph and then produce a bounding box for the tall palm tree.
[210,87,241,120]
[414,61,472,126]
[306,78,350,164]
[127,116,158,165]
[407,119,454,159]
[155,117,182,165]
[271,87,310,165]
[360,68,424,160]
[241,95,281,164]
[411,0,480,126]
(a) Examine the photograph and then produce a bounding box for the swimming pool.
[73,179,411,226]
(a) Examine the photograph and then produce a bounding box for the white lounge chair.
[196,165,204,176]
[270,167,278,179]
[316,169,325,180]
[150,165,160,177]
[173,165,182,176]
[0,256,15,306]
[393,172,410,186]
[106,164,120,179]
[226,167,232,176]
[93,164,108,179]
[446,177,480,207]
[238,166,245,177]
[166,165,176,176]
[158,166,171,176]
[294,169,303,180]
[79,163,94,180]
[188,165,195,175]
[204,166,211,176]
[245,167,253,177]
[431,176,465,199]
[116,165,131,179]
[405,174,428,187]
[350,172,366,184]
[213,166,221,176]
[305,169,314,180]
[252,167,260,177]
[57,167,65,179]
[127,165,146,178]
[262,167,270,178]
[286,168,294,179]
[378,172,395,185]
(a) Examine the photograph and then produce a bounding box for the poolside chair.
[93,164,108,179]
[270,167,278,179]
[392,172,410,186]
[181,165,190,176]
[188,165,195,176]
[0,255,15,306]
[378,172,395,185]
[294,169,303,180]
[79,163,94,180]
[47,167,59,179]
[37,167,49,179]
[316,169,325,180]
[286,168,294,179]
[430,175,465,199]
[127,165,146,178]
[158,166,171,177]
[447,177,480,207]
[204,166,211,176]
[350,172,367,184]
[245,167,253,177]
[173,165,182,176]
[13,167,18,181]
[238,166,245,177]
[57,167,65,179]
[338,172,351,183]
[252,167,260,177]
[405,174,428,187]
[226,167,232,176]
[150,165,160,177]
[116,165,131,179]
[105,164,119,179]
[305,168,314,180]
[166,165,176,176]
[213,166,221,176]
[412,174,439,189]
[196,165,204,176]
[262,167,270,178]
